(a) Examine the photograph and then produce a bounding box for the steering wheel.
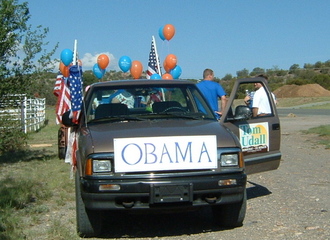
[162,106,187,113]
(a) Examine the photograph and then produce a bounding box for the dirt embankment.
[273,84,330,98]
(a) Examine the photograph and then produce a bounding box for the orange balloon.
[130,60,143,79]
[59,62,69,77]
[163,60,170,73]
[165,54,177,70]
[163,24,175,41]
[162,73,173,80]
[62,66,69,77]
[59,62,65,73]
[97,54,110,69]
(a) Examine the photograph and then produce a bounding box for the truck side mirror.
[62,111,77,127]
[234,105,252,120]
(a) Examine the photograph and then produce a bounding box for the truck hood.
[85,119,240,153]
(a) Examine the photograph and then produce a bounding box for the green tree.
[250,67,265,76]
[289,64,300,74]
[236,68,249,78]
[0,0,57,97]
[222,73,233,81]
[0,0,57,154]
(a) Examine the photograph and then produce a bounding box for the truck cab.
[61,78,281,237]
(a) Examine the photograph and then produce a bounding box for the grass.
[303,125,330,149]
[0,106,79,240]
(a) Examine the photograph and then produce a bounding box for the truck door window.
[226,82,275,121]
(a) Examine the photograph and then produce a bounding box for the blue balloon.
[93,63,105,79]
[150,73,161,80]
[118,56,132,73]
[60,49,73,66]
[158,26,165,41]
[170,65,182,79]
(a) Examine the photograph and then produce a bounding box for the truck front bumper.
[80,172,246,210]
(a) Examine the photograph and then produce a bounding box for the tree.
[289,64,299,74]
[222,73,233,81]
[236,68,249,78]
[250,67,265,76]
[0,0,57,154]
[0,0,57,97]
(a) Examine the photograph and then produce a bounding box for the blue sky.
[25,0,330,79]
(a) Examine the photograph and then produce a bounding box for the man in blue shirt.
[197,69,227,118]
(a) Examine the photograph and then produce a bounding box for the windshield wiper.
[155,112,205,120]
[89,115,145,123]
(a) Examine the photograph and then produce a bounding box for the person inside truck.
[111,89,135,108]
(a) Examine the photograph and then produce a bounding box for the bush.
[0,119,28,155]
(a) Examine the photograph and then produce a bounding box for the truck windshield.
[85,84,216,122]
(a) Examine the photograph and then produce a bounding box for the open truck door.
[220,77,281,174]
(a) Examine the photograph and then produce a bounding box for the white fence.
[0,95,46,133]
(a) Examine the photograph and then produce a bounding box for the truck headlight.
[93,160,111,172]
[220,154,238,167]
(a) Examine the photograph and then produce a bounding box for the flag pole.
[73,39,77,66]
[152,35,162,75]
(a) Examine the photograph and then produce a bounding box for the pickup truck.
[62,77,281,237]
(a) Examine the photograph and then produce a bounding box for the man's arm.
[219,95,227,115]
[252,107,258,117]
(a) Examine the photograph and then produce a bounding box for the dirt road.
[91,112,329,240]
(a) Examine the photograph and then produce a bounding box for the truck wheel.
[57,127,66,159]
[75,172,103,237]
[212,189,247,228]
[58,147,66,159]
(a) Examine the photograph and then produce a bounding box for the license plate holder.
[150,183,193,204]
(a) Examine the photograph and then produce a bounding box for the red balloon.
[162,73,173,80]
[97,54,110,69]
[163,24,175,41]
[130,60,143,79]
[165,54,177,70]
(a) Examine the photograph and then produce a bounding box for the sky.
[24,0,330,79]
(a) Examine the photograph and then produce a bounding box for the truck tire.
[58,127,66,159]
[212,189,247,228]
[75,171,103,237]
[58,147,66,160]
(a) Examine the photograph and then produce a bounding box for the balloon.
[97,54,110,69]
[162,73,173,80]
[118,56,132,73]
[170,65,182,79]
[130,60,143,79]
[77,59,82,66]
[165,54,177,70]
[59,61,65,72]
[59,62,69,77]
[150,73,161,80]
[158,26,165,41]
[163,60,170,73]
[163,24,175,41]
[60,49,73,66]
[93,63,105,79]
[62,66,69,77]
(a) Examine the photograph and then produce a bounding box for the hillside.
[274,84,330,98]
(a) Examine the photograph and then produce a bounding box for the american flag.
[54,73,70,124]
[68,65,83,124]
[146,37,160,79]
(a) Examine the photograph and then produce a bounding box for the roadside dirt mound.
[274,84,330,98]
